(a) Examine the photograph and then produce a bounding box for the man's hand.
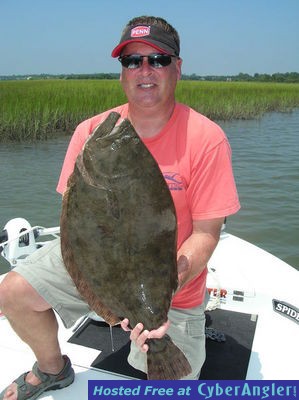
[121,318,170,352]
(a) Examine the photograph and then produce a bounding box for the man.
[0,16,240,399]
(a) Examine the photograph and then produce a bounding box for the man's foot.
[0,355,74,400]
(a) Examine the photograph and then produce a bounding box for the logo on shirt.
[131,26,150,37]
[163,172,184,191]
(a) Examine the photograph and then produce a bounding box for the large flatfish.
[60,112,191,379]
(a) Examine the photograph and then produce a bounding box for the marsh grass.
[176,81,299,120]
[1,79,299,141]
[0,80,126,141]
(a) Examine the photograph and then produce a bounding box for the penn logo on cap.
[131,26,150,38]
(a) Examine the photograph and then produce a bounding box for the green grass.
[176,81,299,120]
[1,79,299,141]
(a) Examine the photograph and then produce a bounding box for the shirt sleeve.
[56,119,92,194]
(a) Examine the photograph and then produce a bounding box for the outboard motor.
[0,218,38,269]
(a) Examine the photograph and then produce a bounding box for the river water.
[1,110,298,273]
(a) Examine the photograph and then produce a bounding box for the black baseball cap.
[111,24,180,57]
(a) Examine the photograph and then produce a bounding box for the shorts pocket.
[186,313,206,338]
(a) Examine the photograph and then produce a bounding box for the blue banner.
[88,380,298,400]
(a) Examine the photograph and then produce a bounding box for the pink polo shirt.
[57,103,240,309]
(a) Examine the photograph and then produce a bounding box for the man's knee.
[0,271,49,313]
[0,272,28,309]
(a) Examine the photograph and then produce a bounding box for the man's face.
[119,42,182,111]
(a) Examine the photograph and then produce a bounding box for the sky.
[1,0,299,76]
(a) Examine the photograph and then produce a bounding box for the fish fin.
[87,298,121,327]
[60,235,120,326]
[147,335,192,380]
[68,265,120,326]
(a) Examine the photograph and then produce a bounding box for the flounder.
[60,112,191,379]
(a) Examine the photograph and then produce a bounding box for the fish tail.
[147,335,192,380]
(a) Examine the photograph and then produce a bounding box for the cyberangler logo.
[197,382,297,399]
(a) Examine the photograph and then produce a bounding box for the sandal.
[0,355,74,400]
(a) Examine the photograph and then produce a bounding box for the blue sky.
[1,0,298,76]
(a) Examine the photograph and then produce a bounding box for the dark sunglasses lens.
[120,55,142,69]
[148,54,172,68]
[119,54,174,69]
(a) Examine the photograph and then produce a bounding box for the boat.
[0,217,298,396]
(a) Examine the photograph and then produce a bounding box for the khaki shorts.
[15,238,207,379]
[15,238,91,328]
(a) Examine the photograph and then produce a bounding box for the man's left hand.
[120,318,170,352]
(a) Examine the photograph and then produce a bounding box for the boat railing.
[0,218,60,269]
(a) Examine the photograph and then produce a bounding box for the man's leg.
[0,271,65,399]
[0,238,90,399]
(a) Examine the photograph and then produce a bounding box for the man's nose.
[139,57,153,74]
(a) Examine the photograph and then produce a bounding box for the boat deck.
[68,308,257,380]
[1,231,298,399]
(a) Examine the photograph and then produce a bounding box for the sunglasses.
[118,53,177,69]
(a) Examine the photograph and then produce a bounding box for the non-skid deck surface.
[201,309,257,379]
[69,319,146,379]
[68,309,257,380]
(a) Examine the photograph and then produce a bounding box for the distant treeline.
[1,71,299,83]
[0,73,120,81]
[182,72,299,83]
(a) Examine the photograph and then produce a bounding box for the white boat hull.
[207,232,298,379]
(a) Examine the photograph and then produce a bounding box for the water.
[219,110,299,269]
[1,110,298,273]
[0,137,68,271]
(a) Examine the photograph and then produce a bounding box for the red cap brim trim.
[111,39,168,58]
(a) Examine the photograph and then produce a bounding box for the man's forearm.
[176,218,224,290]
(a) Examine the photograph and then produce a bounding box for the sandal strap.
[31,362,50,383]
[32,355,72,383]
[13,373,39,399]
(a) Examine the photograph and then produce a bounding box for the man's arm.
[121,217,224,351]
[176,217,224,290]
